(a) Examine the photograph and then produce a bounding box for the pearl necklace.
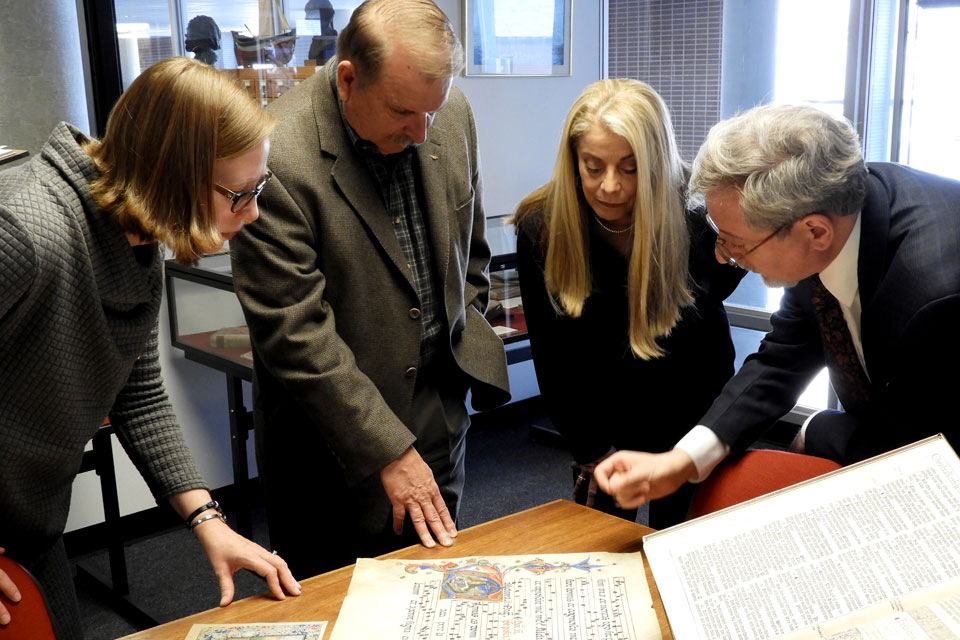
[593,213,634,234]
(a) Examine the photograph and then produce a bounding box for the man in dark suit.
[595,103,960,510]
[231,0,510,577]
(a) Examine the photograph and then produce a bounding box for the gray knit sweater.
[0,123,206,554]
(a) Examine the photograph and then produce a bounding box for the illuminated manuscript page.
[644,435,960,640]
[329,552,660,639]
[183,621,327,639]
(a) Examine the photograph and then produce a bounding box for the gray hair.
[337,0,464,85]
[688,104,867,231]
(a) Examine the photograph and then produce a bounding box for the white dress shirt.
[677,213,864,481]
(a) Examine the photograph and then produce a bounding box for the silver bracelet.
[190,511,226,530]
[187,501,227,530]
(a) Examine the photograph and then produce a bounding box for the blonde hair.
[514,79,693,359]
[337,0,464,84]
[84,56,275,264]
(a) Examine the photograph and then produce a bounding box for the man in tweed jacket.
[231,0,510,577]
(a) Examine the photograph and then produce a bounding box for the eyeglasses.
[705,212,787,269]
[214,170,273,213]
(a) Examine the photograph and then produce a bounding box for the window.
[606,0,956,418]
[605,0,865,417]
[773,0,849,117]
[895,1,960,179]
[105,0,362,112]
[112,0,364,80]
[606,0,722,162]
[465,0,572,76]
[113,0,174,89]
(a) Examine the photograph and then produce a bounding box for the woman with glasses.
[513,79,744,529]
[0,57,297,638]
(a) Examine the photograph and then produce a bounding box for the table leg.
[226,375,253,539]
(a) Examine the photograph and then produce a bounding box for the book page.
[819,593,960,639]
[644,436,960,640]
[0,146,27,163]
[772,579,960,639]
[330,553,660,640]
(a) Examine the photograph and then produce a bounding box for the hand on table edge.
[593,449,698,510]
[0,547,21,626]
[192,517,302,606]
[380,446,458,549]
[170,489,301,607]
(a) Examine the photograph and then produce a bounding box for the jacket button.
[409,308,421,319]
[405,366,417,378]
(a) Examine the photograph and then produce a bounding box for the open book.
[0,146,27,164]
[644,435,960,639]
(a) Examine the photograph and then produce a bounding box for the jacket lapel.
[857,169,891,381]
[331,152,416,291]
[417,135,450,295]
[316,60,416,292]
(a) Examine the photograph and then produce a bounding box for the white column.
[0,0,91,152]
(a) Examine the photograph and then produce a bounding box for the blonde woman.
[0,57,298,638]
[514,79,743,529]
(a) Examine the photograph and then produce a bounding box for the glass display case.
[165,215,529,382]
[484,216,527,349]
[165,252,252,378]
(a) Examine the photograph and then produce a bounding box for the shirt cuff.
[796,409,825,453]
[675,425,731,483]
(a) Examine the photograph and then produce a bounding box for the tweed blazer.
[0,123,205,554]
[231,59,510,487]
[701,163,960,463]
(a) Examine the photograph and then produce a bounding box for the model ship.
[232,0,296,67]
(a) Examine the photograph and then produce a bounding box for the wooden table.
[120,500,671,639]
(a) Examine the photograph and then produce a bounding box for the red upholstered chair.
[0,554,57,640]
[687,449,842,520]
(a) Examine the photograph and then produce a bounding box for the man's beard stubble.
[760,273,800,289]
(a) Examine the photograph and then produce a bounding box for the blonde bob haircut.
[514,79,693,360]
[84,56,275,264]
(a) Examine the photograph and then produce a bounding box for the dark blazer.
[231,60,510,530]
[517,208,744,464]
[702,163,960,463]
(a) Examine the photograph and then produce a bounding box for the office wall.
[439,0,602,218]
[63,1,601,532]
